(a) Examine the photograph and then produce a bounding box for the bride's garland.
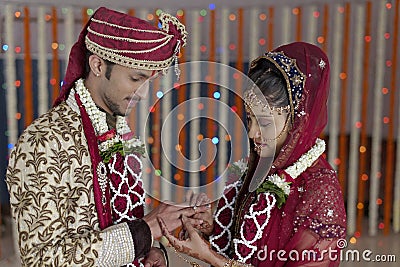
[210,138,326,263]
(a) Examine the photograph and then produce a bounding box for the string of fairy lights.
[0,1,399,244]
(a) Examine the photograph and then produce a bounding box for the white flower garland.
[285,138,326,178]
[233,158,248,173]
[212,138,326,263]
[74,78,144,153]
[268,174,291,195]
[73,78,146,224]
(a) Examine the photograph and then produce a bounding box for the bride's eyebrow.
[251,114,274,118]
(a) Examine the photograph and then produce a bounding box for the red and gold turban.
[54,7,187,106]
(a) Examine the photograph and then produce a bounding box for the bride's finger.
[195,193,210,207]
[181,215,198,238]
[157,217,183,249]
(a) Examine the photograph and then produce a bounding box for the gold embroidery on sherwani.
[6,102,136,266]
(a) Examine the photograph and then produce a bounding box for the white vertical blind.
[189,9,201,189]
[217,8,231,196]
[37,6,48,115]
[328,4,342,172]
[369,0,387,236]
[347,3,364,236]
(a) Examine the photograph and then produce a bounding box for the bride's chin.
[258,149,275,158]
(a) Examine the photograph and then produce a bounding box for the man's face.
[98,64,155,116]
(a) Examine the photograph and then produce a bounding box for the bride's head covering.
[245,42,331,190]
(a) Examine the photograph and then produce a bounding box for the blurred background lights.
[209,3,216,10]
[2,44,9,51]
[156,91,163,98]
[212,137,219,144]
[200,9,207,16]
[213,91,221,99]
[86,9,94,16]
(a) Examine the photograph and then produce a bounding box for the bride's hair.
[247,59,289,109]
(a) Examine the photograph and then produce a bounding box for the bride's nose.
[248,124,261,139]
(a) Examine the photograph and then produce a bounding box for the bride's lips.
[254,142,267,147]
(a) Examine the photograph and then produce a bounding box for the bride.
[159,42,346,267]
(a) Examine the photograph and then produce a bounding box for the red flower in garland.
[97,128,117,142]
[121,131,134,141]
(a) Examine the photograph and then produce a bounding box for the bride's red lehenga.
[210,42,346,267]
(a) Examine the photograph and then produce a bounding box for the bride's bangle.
[224,259,253,267]
[223,259,234,267]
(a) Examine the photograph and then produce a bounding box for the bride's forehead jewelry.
[244,90,290,115]
[265,51,306,119]
[248,52,306,122]
[244,68,290,115]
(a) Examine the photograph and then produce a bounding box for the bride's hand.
[184,190,214,236]
[158,215,214,264]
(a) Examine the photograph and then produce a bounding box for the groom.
[6,7,208,267]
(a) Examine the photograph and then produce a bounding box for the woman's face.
[246,104,290,158]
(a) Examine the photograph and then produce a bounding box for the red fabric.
[108,152,144,220]
[271,42,331,170]
[75,94,113,229]
[76,92,146,266]
[87,8,183,62]
[211,42,346,266]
